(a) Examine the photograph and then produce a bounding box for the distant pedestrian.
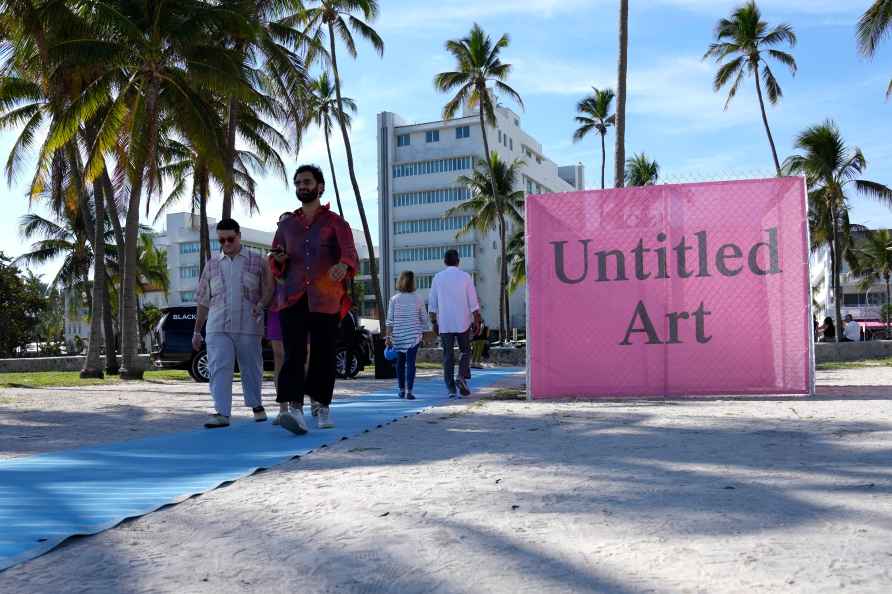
[269,164,358,435]
[193,219,274,428]
[818,316,836,343]
[428,249,481,398]
[385,271,431,400]
[843,314,862,342]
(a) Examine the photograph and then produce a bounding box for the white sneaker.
[204,414,230,429]
[310,399,321,417]
[279,409,309,435]
[318,407,334,429]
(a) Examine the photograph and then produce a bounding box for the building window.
[394,244,475,263]
[392,157,472,178]
[456,126,470,139]
[180,242,199,255]
[514,118,520,126]
[425,130,440,143]
[393,187,471,207]
[180,291,195,302]
[509,138,513,151]
[397,134,410,147]
[393,215,472,235]
[180,265,200,279]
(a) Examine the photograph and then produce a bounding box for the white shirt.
[844,320,861,342]
[428,267,480,334]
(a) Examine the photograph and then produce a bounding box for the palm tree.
[614,0,629,189]
[704,1,797,176]
[857,0,892,97]
[218,0,309,220]
[507,228,525,296]
[447,153,525,340]
[435,23,524,201]
[299,0,386,320]
[852,229,892,336]
[303,71,356,216]
[624,153,660,186]
[55,0,248,379]
[573,87,615,189]
[784,120,892,341]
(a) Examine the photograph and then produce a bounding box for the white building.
[377,105,581,333]
[811,233,891,337]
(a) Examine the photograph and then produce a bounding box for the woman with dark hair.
[818,316,836,342]
[385,270,431,399]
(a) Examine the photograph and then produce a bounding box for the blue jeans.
[397,344,419,394]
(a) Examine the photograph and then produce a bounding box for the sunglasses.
[218,236,238,245]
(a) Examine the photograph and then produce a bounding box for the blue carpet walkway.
[0,368,523,571]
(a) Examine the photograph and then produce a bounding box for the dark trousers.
[277,297,340,407]
[397,344,420,394]
[441,330,471,394]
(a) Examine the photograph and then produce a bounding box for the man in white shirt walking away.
[428,249,482,398]
[843,314,862,342]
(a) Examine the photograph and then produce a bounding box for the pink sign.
[526,177,812,399]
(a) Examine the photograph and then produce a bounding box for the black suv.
[151,306,373,382]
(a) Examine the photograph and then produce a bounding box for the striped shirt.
[386,292,431,352]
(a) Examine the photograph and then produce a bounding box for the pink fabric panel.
[526,177,811,399]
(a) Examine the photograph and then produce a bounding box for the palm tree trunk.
[221,97,240,220]
[121,78,161,380]
[831,213,843,343]
[475,82,505,341]
[753,71,782,176]
[100,169,124,369]
[82,181,105,378]
[102,277,119,375]
[614,0,629,189]
[600,132,606,190]
[499,214,509,339]
[198,165,211,274]
[327,22,386,321]
[323,125,344,216]
[886,275,890,339]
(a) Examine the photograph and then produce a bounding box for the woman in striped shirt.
[385,271,431,400]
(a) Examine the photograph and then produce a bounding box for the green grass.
[0,369,192,389]
[816,358,892,371]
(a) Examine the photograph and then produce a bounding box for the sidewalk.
[1,368,891,592]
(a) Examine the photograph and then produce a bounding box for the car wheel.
[190,350,210,383]
[335,348,357,379]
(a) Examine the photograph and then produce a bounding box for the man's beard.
[297,189,319,203]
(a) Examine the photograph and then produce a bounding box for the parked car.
[151,305,373,382]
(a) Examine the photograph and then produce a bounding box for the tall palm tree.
[614,0,629,189]
[852,229,892,336]
[435,23,524,202]
[299,0,386,320]
[447,153,525,340]
[507,227,525,296]
[573,87,615,189]
[857,0,892,97]
[704,1,797,176]
[624,153,660,186]
[784,120,892,341]
[303,71,356,216]
[55,0,248,379]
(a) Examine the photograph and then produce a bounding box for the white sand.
[1,368,892,593]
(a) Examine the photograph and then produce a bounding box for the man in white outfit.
[843,314,862,342]
[428,249,481,398]
[193,219,274,428]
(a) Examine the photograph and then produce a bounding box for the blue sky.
[1,0,889,281]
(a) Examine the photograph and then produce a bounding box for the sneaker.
[310,399,321,417]
[406,393,416,400]
[448,393,457,399]
[252,406,267,422]
[399,391,406,399]
[318,407,334,429]
[279,409,309,435]
[204,414,230,429]
[457,378,471,397]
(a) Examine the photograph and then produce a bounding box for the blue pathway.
[0,368,523,571]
